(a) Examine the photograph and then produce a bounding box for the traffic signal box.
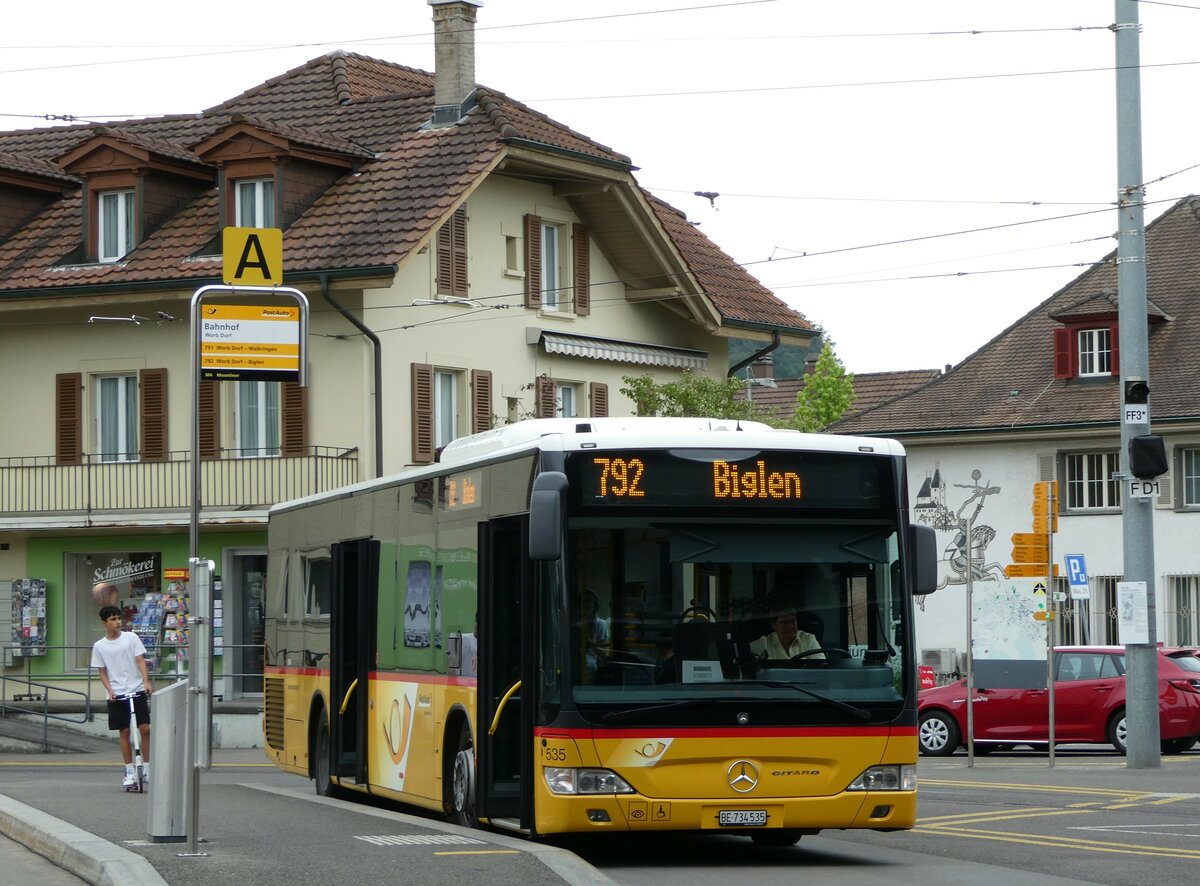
[1005,481,1059,579]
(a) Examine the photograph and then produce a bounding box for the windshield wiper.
[737,680,872,721]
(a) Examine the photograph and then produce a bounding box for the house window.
[541,222,565,310]
[235,382,280,457]
[555,383,577,418]
[1077,328,1112,377]
[98,190,135,262]
[1179,447,1200,508]
[1167,575,1200,646]
[96,374,138,462]
[435,369,459,450]
[1064,451,1120,510]
[236,179,275,228]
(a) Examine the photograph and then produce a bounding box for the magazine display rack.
[131,580,189,678]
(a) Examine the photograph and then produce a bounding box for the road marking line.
[919,824,1200,859]
[921,778,1152,799]
[435,850,521,856]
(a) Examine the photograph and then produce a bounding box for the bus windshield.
[563,519,907,726]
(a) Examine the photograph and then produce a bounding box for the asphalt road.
[4,743,1198,886]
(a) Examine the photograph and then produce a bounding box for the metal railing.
[0,446,358,515]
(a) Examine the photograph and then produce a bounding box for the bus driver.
[750,608,823,660]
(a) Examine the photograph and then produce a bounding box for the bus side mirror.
[529,471,568,561]
[909,524,937,595]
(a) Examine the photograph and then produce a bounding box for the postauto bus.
[262,417,937,845]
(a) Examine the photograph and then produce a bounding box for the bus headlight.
[544,767,635,795]
[847,765,916,792]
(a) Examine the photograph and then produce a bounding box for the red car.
[918,645,1200,756]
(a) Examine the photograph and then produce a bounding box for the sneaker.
[122,773,136,788]
[143,765,150,784]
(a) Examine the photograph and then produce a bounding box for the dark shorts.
[107,693,150,731]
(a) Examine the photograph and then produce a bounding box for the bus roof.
[438,417,905,465]
[269,417,906,515]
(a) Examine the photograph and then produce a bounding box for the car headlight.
[847,764,916,792]
[544,767,635,795]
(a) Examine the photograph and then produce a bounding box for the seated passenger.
[750,608,823,660]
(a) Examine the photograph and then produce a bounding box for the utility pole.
[1113,0,1159,769]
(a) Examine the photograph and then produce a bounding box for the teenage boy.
[91,605,153,788]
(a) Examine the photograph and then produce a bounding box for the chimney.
[428,0,483,127]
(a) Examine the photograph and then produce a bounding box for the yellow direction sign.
[1011,545,1052,563]
[1033,611,1057,621]
[1011,532,1049,548]
[223,226,283,285]
[1031,481,1059,533]
[1005,563,1060,578]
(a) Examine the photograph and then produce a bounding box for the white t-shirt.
[90,630,148,696]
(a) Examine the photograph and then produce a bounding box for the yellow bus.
[263,417,937,845]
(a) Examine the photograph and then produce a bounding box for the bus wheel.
[750,830,802,847]
[448,726,476,828]
[314,708,337,797]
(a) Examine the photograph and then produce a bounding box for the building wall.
[906,435,1200,665]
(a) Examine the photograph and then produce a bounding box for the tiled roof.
[738,369,941,419]
[0,51,809,336]
[833,196,1200,436]
[646,194,812,334]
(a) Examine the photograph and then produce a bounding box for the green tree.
[621,371,754,419]
[778,341,855,432]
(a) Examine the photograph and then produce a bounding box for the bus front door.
[477,516,534,828]
[329,538,379,786]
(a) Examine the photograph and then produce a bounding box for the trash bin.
[147,680,188,842]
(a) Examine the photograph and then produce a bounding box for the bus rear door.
[329,537,379,786]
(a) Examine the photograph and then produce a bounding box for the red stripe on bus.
[536,726,915,739]
[263,665,474,686]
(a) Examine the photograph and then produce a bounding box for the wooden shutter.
[138,368,168,462]
[589,382,608,417]
[198,380,221,460]
[55,372,82,465]
[1052,328,1072,379]
[412,363,435,464]
[436,205,468,297]
[471,369,493,433]
[535,375,556,418]
[524,214,542,308]
[572,224,590,316]
[281,381,308,458]
[1109,323,1120,375]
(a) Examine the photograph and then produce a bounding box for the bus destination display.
[574,449,888,510]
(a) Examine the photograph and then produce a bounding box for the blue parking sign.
[1065,554,1089,599]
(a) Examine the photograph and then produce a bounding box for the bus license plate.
[719,810,767,827]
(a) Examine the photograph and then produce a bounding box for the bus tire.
[750,829,803,847]
[314,707,337,797]
[448,725,476,828]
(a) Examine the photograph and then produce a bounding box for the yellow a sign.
[223,226,282,285]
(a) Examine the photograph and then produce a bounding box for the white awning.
[535,331,708,370]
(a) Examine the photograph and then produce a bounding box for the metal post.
[1114,0,1160,769]
[1046,485,1056,768]
[965,510,974,768]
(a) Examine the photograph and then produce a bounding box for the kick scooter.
[116,691,147,793]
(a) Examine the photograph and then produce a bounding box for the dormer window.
[98,189,135,262]
[236,178,275,228]
[1053,321,1119,380]
[1077,327,1112,377]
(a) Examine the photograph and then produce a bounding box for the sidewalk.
[0,747,613,886]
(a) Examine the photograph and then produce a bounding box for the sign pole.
[182,282,308,857]
[1046,481,1056,769]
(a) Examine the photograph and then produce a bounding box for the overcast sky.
[5,0,1198,374]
